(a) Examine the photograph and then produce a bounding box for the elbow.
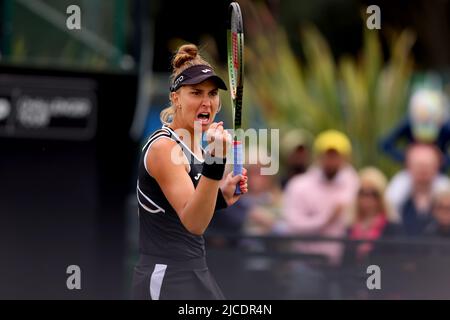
[179,208,211,236]
[181,217,206,235]
[284,218,321,235]
[187,226,205,236]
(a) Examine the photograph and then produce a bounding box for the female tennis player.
[132,44,248,300]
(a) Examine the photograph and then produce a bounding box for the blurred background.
[1,0,450,299]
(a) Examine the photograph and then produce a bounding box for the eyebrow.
[190,87,218,93]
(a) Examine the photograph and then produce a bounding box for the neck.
[358,210,379,224]
[413,182,432,194]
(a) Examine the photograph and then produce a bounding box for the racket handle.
[233,141,243,195]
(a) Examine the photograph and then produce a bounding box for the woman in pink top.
[346,167,400,262]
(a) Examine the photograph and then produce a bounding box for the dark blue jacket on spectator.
[380,117,450,172]
[401,196,434,236]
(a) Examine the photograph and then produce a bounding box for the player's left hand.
[220,167,248,206]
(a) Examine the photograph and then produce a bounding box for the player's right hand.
[205,121,232,158]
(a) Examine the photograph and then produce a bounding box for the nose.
[201,93,213,107]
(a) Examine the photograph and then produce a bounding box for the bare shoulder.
[148,136,178,155]
[146,137,188,175]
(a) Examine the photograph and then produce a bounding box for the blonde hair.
[160,44,213,125]
[347,166,399,225]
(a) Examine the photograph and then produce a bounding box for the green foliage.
[240,3,415,176]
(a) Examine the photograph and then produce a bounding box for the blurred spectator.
[386,168,450,215]
[380,88,450,171]
[388,144,450,236]
[283,130,359,266]
[207,149,283,243]
[344,167,400,263]
[280,128,313,189]
[424,188,450,238]
[207,194,248,247]
[417,188,450,298]
[242,163,283,236]
[238,162,285,284]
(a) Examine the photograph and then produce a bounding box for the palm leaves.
[241,3,415,175]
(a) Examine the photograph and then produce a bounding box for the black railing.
[204,233,450,299]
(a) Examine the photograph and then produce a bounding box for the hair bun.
[172,44,198,69]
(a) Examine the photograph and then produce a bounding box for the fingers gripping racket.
[227,2,244,194]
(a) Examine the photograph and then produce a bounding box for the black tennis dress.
[131,125,226,300]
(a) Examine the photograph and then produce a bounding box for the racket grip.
[233,141,243,195]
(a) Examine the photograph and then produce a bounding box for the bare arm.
[147,139,221,235]
[146,122,245,235]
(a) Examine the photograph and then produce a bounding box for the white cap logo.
[201,69,211,73]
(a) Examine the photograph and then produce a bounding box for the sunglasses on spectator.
[358,188,380,198]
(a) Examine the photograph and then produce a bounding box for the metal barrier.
[204,233,450,299]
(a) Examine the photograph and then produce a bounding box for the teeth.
[198,112,210,119]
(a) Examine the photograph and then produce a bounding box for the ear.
[171,92,179,106]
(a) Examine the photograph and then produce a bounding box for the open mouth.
[196,112,211,124]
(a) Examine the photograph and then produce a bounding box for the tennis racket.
[227,1,244,194]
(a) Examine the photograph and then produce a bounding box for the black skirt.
[132,254,225,300]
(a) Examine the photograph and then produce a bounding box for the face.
[407,146,440,186]
[287,145,310,175]
[357,181,382,217]
[319,149,345,180]
[172,79,220,132]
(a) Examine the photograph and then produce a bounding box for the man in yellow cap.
[313,130,353,180]
[282,129,359,263]
[281,129,359,298]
